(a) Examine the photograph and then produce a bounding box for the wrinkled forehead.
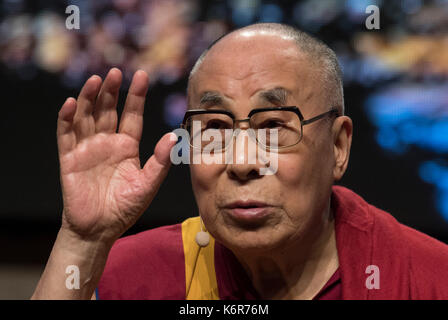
[187,33,320,111]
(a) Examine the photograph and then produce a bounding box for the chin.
[214,226,287,255]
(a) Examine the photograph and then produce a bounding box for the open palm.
[57,68,176,242]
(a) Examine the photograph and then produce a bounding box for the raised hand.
[57,68,176,243]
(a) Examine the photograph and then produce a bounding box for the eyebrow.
[196,87,291,109]
[198,91,227,108]
[257,87,290,106]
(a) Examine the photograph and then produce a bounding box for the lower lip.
[226,206,272,223]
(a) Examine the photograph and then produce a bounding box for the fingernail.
[168,132,178,141]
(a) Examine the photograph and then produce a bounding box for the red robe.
[97,186,448,299]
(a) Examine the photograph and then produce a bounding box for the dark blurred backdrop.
[1,0,447,298]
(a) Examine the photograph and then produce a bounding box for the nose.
[225,128,265,182]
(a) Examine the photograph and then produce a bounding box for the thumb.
[142,132,178,195]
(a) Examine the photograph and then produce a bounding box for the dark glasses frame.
[181,106,340,149]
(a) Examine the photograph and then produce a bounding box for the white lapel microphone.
[195,217,210,247]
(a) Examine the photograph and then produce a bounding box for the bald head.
[187,23,344,115]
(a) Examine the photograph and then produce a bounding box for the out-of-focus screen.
[1,0,447,277]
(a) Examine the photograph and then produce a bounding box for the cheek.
[190,163,225,212]
[190,163,224,189]
[274,146,334,218]
[275,153,308,188]
[279,133,335,185]
[274,155,310,221]
[278,154,332,186]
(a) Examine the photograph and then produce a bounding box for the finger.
[118,70,149,141]
[57,97,77,155]
[142,132,178,196]
[73,75,102,140]
[93,68,122,133]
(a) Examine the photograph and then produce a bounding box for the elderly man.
[32,23,448,300]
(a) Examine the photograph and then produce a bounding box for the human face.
[188,32,339,254]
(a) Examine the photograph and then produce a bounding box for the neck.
[232,205,339,300]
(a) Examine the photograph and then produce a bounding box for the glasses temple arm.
[302,109,339,126]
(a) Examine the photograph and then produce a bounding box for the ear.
[332,116,353,181]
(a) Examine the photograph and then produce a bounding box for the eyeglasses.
[181,106,340,151]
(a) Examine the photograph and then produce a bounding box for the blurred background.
[1,0,447,299]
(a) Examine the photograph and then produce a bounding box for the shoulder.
[364,196,448,266]
[399,223,448,292]
[333,185,448,256]
[372,209,448,298]
[97,223,186,299]
[357,188,448,273]
[333,185,448,299]
[111,223,184,260]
